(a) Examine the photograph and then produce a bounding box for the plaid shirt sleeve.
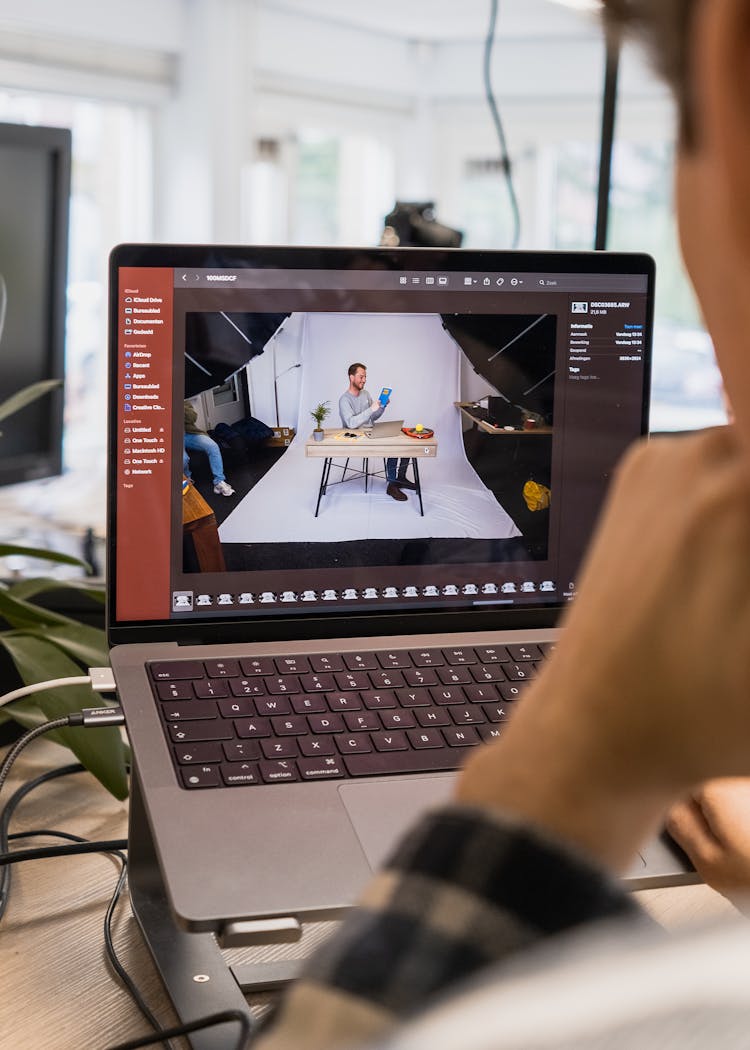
[255,804,645,1050]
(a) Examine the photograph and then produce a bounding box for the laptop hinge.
[219,916,302,948]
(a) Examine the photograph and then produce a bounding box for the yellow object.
[415,423,424,432]
[523,479,551,512]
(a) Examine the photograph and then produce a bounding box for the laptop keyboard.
[148,643,551,789]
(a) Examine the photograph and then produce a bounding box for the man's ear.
[695,0,750,253]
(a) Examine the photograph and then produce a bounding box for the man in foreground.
[259,3,750,1046]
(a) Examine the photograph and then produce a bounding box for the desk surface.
[2,739,737,1049]
[305,428,438,458]
[456,402,553,436]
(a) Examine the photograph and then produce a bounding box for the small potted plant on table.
[310,401,330,440]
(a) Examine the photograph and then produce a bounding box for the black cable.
[483,0,521,249]
[0,762,84,922]
[0,838,128,866]
[0,716,71,796]
[106,1009,252,1050]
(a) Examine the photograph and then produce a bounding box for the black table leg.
[315,457,331,517]
[412,457,424,516]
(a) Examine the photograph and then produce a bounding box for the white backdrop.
[219,313,520,543]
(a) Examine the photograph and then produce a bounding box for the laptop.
[108,245,695,941]
[363,419,405,437]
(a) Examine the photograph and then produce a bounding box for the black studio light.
[381,201,463,249]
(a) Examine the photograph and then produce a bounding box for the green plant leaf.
[0,584,81,630]
[0,379,62,425]
[0,634,128,800]
[8,576,105,604]
[0,543,90,569]
[24,623,109,669]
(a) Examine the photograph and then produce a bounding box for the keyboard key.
[361,690,397,710]
[336,734,373,754]
[223,740,261,761]
[310,654,344,672]
[499,682,527,700]
[335,671,370,691]
[173,742,223,764]
[205,659,240,678]
[437,666,472,685]
[157,681,194,701]
[239,656,275,676]
[344,749,457,777]
[264,675,301,694]
[298,757,345,780]
[464,683,499,703]
[261,738,299,759]
[407,728,444,749]
[181,765,221,788]
[481,702,513,722]
[443,726,480,747]
[275,655,311,674]
[381,710,416,730]
[161,701,217,722]
[291,694,328,715]
[328,693,362,712]
[470,664,506,684]
[430,686,465,705]
[230,678,265,697]
[409,649,445,667]
[505,663,536,681]
[371,731,408,751]
[370,670,406,689]
[395,687,431,707]
[376,650,412,669]
[443,647,476,665]
[404,667,439,687]
[479,725,504,742]
[221,762,260,786]
[150,660,204,681]
[299,736,336,757]
[449,705,485,725]
[344,712,381,732]
[194,679,230,699]
[270,715,308,736]
[218,697,254,718]
[308,713,345,734]
[256,696,292,716]
[168,721,232,742]
[259,760,299,783]
[234,717,271,738]
[507,644,541,662]
[416,707,451,727]
[474,646,509,664]
[300,673,336,692]
[344,652,378,671]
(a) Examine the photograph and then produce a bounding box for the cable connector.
[89,667,117,694]
[68,707,125,728]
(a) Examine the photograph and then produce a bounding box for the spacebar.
[343,749,460,777]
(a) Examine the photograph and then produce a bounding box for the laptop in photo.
[107,245,694,940]
[363,419,405,437]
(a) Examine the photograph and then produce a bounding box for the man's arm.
[339,391,385,429]
[255,805,640,1050]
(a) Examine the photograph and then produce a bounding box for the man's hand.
[667,780,750,914]
[458,427,750,872]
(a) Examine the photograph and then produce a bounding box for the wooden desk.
[182,477,226,573]
[456,402,553,437]
[305,429,438,517]
[1,741,737,1049]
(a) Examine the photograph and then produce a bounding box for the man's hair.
[348,362,366,379]
[601,0,697,146]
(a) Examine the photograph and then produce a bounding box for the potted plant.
[0,382,128,800]
[310,400,331,440]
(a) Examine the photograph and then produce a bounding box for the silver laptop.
[363,419,405,437]
[107,245,694,941]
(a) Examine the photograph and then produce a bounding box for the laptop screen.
[107,246,652,645]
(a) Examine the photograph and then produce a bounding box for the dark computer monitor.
[0,121,70,486]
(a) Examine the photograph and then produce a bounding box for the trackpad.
[339,775,456,871]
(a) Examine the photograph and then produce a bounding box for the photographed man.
[256,3,750,1048]
[338,361,414,501]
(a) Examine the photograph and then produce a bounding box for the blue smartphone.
[379,386,392,405]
